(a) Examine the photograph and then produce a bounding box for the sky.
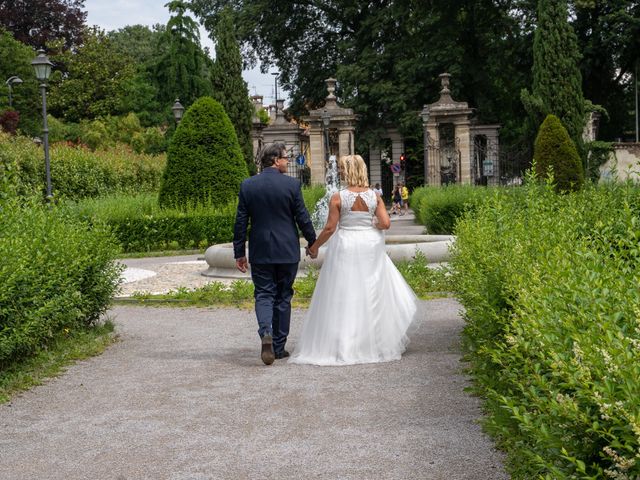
[84,0,283,105]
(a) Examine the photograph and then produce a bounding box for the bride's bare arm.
[308,193,341,257]
[374,195,391,230]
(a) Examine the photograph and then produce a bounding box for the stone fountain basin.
[202,234,454,279]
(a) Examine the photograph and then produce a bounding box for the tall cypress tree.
[155,1,212,108]
[521,0,585,148]
[210,8,255,175]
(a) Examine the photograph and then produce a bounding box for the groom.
[233,143,317,365]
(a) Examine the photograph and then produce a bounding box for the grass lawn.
[0,322,117,404]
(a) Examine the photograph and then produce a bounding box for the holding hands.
[306,244,319,259]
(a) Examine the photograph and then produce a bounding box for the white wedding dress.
[289,188,419,366]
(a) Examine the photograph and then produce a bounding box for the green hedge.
[410,185,497,234]
[451,179,640,478]
[0,132,165,200]
[68,186,324,253]
[0,199,122,368]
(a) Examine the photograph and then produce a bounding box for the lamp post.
[172,98,185,124]
[5,76,23,108]
[31,49,53,202]
[420,104,431,186]
[635,60,638,143]
[271,72,279,115]
[321,109,331,165]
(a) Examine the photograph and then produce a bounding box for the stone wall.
[599,143,640,182]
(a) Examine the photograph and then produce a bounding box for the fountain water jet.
[311,155,340,230]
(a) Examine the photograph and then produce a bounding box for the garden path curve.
[0,299,508,480]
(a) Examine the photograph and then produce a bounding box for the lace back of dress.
[339,189,376,219]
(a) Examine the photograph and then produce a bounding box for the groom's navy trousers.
[233,168,316,353]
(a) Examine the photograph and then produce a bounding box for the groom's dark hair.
[261,143,286,168]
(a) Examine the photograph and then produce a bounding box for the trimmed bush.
[0,199,122,368]
[410,185,497,234]
[159,97,248,209]
[451,180,640,478]
[534,114,583,192]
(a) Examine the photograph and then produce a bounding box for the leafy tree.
[190,0,535,146]
[534,114,583,192]
[521,0,585,147]
[108,25,167,126]
[0,0,87,49]
[210,7,256,174]
[108,24,166,65]
[154,1,213,109]
[158,96,248,209]
[0,28,42,135]
[48,27,137,122]
[572,0,640,140]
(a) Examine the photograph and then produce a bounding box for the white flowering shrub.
[451,178,640,479]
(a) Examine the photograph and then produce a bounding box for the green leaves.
[0,199,122,369]
[158,96,249,210]
[452,182,640,478]
[533,114,584,192]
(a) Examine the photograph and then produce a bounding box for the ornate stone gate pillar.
[303,78,357,185]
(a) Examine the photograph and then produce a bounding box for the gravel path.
[0,298,508,480]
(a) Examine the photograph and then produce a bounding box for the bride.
[289,154,419,366]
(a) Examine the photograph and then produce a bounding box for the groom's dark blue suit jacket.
[233,168,316,264]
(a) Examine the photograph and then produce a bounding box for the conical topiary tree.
[533,114,583,192]
[158,96,249,209]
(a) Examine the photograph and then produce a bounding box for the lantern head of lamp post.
[5,76,23,108]
[172,98,185,123]
[31,49,53,82]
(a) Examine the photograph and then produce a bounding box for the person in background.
[401,182,409,215]
[390,185,402,215]
[373,183,383,197]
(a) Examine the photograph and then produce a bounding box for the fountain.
[202,156,454,279]
[311,155,340,230]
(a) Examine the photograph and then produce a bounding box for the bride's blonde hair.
[338,155,369,188]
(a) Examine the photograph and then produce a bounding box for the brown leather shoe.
[261,335,275,365]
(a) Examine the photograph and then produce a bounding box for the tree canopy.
[154,1,213,109]
[0,0,87,49]
[0,28,42,135]
[189,0,638,144]
[189,0,537,144]
[48,27,137,122]
[521,0,585,148]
